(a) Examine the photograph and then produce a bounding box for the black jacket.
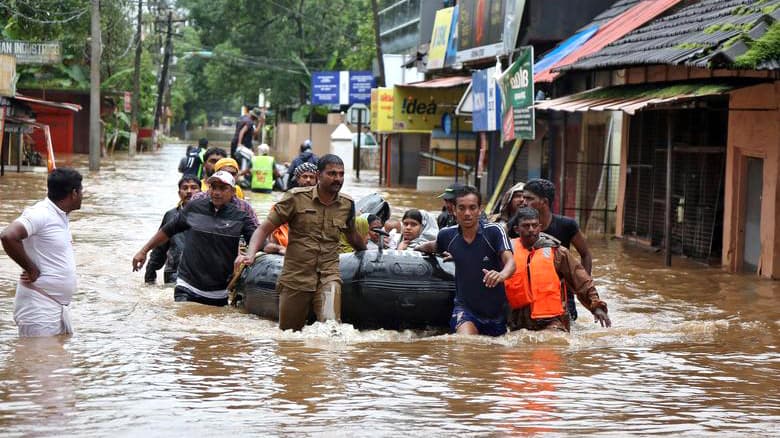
[162,196,257,291]
[145,206,186,284]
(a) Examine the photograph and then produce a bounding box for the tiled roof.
[588,0,644,27]
[536,0,684,82]
[563,0,780,71]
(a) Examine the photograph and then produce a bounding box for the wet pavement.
[0,144,778,436]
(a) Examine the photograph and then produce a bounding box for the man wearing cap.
[236,154,366,330]
[192,157,259,228]
[436,182,464,229]
[144,174,201,285]
[286,140,319,190]
[132,171,257,306]
[263,162,318,255]
[231,108,262,158]
[202,157,246,200]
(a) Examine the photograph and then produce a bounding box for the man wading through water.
[1,168,83,336]
[235,154,366,331]
[132,171,256,306]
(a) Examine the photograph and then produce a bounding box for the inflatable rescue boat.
[234,249,456,330]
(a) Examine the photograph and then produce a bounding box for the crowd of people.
[1,132,611,338]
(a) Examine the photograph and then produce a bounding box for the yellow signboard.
[371,87,394,133]
[0,54,16,97]
[428,7,454,70]
[392,85,465,133]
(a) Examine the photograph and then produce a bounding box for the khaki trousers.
[277,280,341,331]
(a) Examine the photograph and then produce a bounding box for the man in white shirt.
[1,168,83,337]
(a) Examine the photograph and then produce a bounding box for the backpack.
[178,145,202,176]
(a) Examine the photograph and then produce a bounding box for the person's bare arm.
[1,221,39,281]
[415,240,437,254]
[482,250,515,288]
[236,219,278,268]
[571,231,593,274]
[132,230,170,271]
[345,226,367,251]
[237,124,249,147]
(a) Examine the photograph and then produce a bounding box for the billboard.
[456,0,526,64]
[311,71,375,105]
[392,85,466,133]
[371,88,394,133]
[428,7,455,70]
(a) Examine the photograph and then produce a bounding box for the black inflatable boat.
[234,249,456,330]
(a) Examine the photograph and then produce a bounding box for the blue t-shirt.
[436,222,513,319]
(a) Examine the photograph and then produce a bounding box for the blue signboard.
[311,71,340,105]
[311,70,375,105]
[471,67,500,132]
[349,71,374,105]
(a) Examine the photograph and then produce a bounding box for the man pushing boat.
[235,154,366,331]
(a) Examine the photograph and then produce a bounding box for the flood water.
[0,144,778,436]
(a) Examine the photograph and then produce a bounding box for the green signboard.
[498,46,534,141]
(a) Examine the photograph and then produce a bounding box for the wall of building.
[723,81,780,278]
[273,122,341,163]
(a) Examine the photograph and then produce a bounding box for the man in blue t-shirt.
[417,185,515,336]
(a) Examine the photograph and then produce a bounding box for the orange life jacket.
[272,224,289,248]
[505,239,533,309]
[505,238,567,319]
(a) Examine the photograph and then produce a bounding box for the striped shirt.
[436,221,513,319]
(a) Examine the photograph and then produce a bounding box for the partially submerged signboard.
[0,40,61,64]
[497,46,534,141]
[456,0,526,64]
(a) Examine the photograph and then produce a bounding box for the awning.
[12,94,82,112]
[534,82,740,115]
[399,76,471,89]
[455,82,473,116]
[536,0,683,83]
[534,24,599,83]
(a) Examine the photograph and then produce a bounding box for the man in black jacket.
[144,175,201,284]
[132,171,257,306]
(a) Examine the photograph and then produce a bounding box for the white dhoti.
[14,283,73,337]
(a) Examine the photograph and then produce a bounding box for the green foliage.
[735,22,780,68]
[175,0,378,122]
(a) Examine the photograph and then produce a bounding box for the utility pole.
[89,0,101,170]
[129,0,142,156]
[370,0,386,87]
[153,10,172,145]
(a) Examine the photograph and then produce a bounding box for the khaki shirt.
[267,185,355,290]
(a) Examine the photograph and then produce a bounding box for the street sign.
[497,46,535,141]
[311,71,340,105]
[0,40,61,64]
[346,103,369,126]
[311,71,375,105]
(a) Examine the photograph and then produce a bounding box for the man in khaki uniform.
[236,154,366,330]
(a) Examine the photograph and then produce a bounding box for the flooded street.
[1,144,778,436]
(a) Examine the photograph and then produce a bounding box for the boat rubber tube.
[235,249,456,330]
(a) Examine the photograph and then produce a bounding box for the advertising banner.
[428,7,454,70]
[456,0,526,64]
[371,88,394,133]
[497,46,534,141]
[471,66,500,132]
[392,85,465,133]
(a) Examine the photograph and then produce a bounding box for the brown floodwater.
[0,144,778,436]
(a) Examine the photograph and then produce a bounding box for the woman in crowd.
[397,209,438,250]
